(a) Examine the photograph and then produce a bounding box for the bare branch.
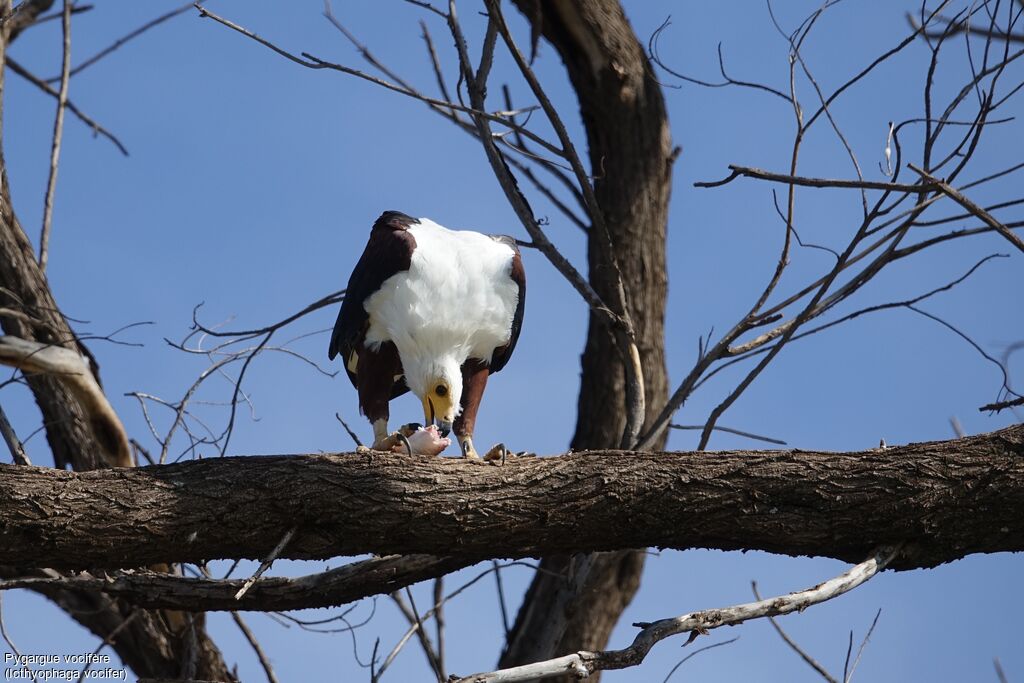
[980,395,1024,412]
[193,5,562,157]
[648,19,792,103]
[336,412,364,448]
[231,612,280,683]
[234,526,297,600]
[909,163,1024,253]
[391,589,444,683]
[661,637,740,683]
[696,164,929,192]
[753,581,837,683]
[670,423,786,446]
[0,595,39,683]
[47,2,193,82]
[491,560,510,639]
[38,0,72,272]
[908,11,1024,44]
[995,657,1010,683]
[433,577,446,683]
[3,59,128,155]
[0,555,472,613]
[450,546,898,682]
[844,609,881,683]
[480,0,645,448]
[0,402,30,465]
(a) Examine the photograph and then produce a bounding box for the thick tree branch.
[1,426,1021,572]
[0,554,470,612]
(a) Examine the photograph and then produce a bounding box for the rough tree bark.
[9,426,1020,575]
[501,2,673,676]
[0,10,233,681]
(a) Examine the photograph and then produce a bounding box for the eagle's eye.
[435,385,448,397]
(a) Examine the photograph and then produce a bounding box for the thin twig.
[844,609,881,683]
[48,2,193,82]
[492,559,511,639]
[5,59,128,155]
[910,12,1024,44]
[752,581,837,683]
[75,610,140,683]
[648,19,792,102]
[433,576,446,682]
[0,403,31,465]
[336,412,364,448]
[32,3,93,26]
[695,253,1010,395]
[994,658,1010,683]
[231,612,281,683]
[0,595,39,683]
[696,164,929,192]
[980,395,1024,412]
[400,587,445,683]
[670,423,786,446]
[194,4,561,156]
[662,637,740,683]
[375,562,542,681]
[909,163,1024,253]
[841,630,854,683]
[39,0,73,272]
[234,526,297,600]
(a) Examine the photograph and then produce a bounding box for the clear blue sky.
[2,1,1021,681]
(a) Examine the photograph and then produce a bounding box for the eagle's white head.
[403,352,464,436]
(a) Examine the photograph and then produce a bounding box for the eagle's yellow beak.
[423,382,455,437]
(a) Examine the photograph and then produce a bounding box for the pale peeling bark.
[502,1,673,676]
[454,547,897,682]
[0,336,131,467]
[3,426,1021,572]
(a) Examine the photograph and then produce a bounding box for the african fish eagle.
[329,211,526,458]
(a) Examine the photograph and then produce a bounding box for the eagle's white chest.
[363,219,518,366]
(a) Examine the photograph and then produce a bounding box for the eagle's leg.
[357,343,406,452]
[454,360,489,459]
[369,418,398,452]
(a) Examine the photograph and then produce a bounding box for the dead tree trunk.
[501,2,673,677]
[0,11,233,681]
